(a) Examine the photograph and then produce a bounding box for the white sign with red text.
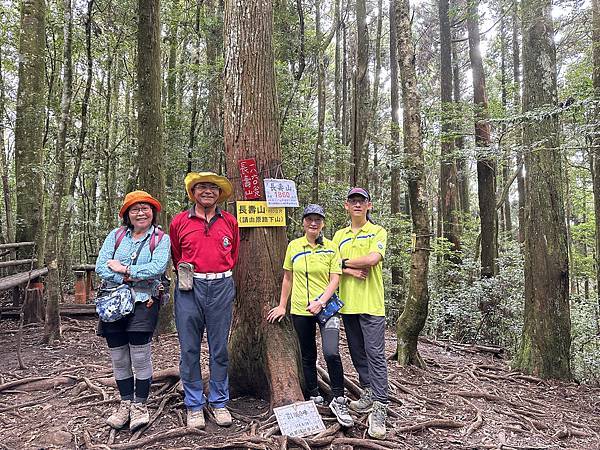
[264,178,299,207]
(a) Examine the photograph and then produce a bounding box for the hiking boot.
[107,400,131,429]
[208,405,233,426]
[329,396,354,427]
[129,402,149,431]
[349,387,373,413]
[309,395,325,406]
[367,401,388,439]
[187,408,205,429]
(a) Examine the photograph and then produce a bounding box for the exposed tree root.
[395,418,465,434]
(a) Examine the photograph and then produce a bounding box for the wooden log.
[72,264,96,271]
[0,267,48,291]
[23,287,44,324]
[1,303,96,319]
[0,242,35,250]
[0,259,37,269]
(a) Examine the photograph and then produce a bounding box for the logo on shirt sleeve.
[223,236,231,248]
[377,241,384,250]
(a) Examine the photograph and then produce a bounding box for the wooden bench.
[0,242,48,322]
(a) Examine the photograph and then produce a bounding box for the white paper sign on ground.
[273,400,326,437]
[264,178,299,207]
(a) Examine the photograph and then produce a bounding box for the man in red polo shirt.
[170,172,239,430]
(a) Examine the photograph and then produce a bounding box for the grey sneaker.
[187,408,205,429]
[329,396,354,427]
[106,400,131,429]
[310,395,325,406]
[349,387,373,413]
[208,405,233,426]
[367,401,387,439]
[129,402,149,431]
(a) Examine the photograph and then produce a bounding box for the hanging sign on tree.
[264,178,299,207]
[238,158,261,200]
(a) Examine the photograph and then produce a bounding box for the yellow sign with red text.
[236,201,286,228]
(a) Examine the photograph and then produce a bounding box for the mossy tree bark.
[224,0,303,408]
[14,0,46,264]
[137,0,172,333]
[395,0,431,367]
[591,0,600,316]
[514,0,572,380]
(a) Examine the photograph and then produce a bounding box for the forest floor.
[0,311,599,450]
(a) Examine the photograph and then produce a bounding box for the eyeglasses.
[304,217,324,224]
[129,206,152,214]
[347,198,368,205]
[194,184,220,192]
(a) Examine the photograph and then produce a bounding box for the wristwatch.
[318,299,327,307]
[341,258,349,269]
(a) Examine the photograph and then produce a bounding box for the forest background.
[1,0,598,390]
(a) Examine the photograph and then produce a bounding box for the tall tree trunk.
[351,0,369,187]
[513,2,526,244]
[467,0,497,277]
[165,1,179,212]
[187,4,201,179]
[137,0,171,333]
[312,0,324,203]
[395,0,431,367]
[369,0,383,196]
[205,0,224,172]
[14,0,46,264]
[334,0,342,144]
[224,0,303,408]
[389,0,404,309]
[514,0,571,380]
[500,17,512,235]
[43,0,73,344]
[439,0,461,259]
[0,47,13,243]
[592,0,600,314]
[60,0,94,264]
[452,19,469,215]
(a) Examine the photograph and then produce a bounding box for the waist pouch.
[95,284,135,322]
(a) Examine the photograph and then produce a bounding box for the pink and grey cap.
[302,204,326,219]
[347,187,371,201]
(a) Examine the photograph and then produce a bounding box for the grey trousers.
[342,314,388,402]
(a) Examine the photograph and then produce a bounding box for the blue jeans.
[175,276,235,409]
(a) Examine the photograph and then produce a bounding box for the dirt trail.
[0,317,598,449]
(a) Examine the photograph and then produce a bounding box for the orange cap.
[119,190,161,217]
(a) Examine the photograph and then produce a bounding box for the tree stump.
[23,287,44,324]
[74,271,87,304]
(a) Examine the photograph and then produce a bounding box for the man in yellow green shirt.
[332,187,388,439]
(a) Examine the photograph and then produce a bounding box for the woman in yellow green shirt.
[267,204,353,427]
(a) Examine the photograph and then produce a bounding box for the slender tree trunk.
[15,0,46,264]
[165,1,179,212]
[205,0,224,172]
[452,19,469,216]
[187,4,201,178]
[224,0,303,408]
[514,0,571,380]
[369,0,383,196]
[43,0,73,344]
[439,0,461,259]
[0,47,13,243]
[351,0,369,187]
[60,0,94,264]
[500,17,512,235]
[513,2,526,244]
[467,0,498,277]
[389,0,404,310]
[395,0,431,367]
[312,0,324,203]
[592,0,600,313]
[334,0,341,143]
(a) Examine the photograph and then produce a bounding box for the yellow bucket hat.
[184,172,234,204]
